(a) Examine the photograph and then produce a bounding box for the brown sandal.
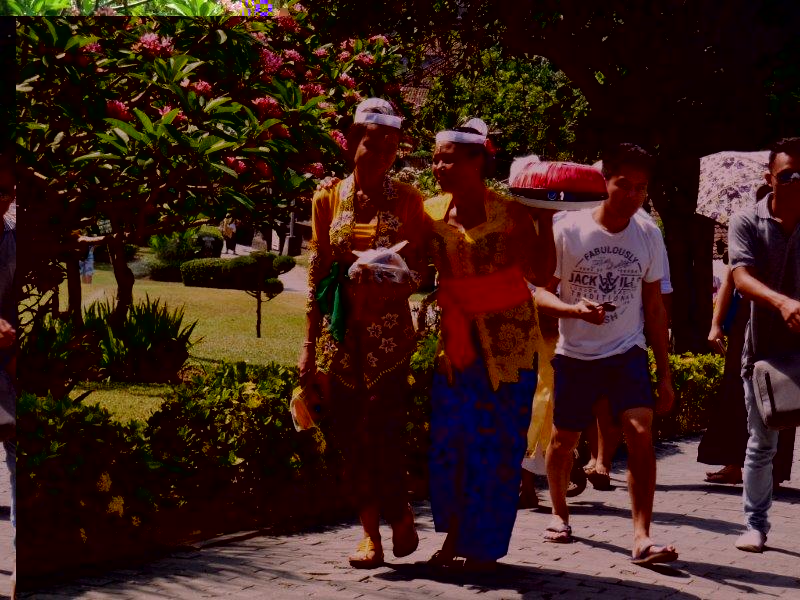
[428,550,464,569]
[349,538,384,569]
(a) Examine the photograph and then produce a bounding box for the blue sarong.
[429,355,538,561]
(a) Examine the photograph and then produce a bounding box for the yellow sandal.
[349,537,384,569]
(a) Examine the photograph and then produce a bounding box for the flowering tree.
[16,14,408,327]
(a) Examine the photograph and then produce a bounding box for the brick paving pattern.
[19,435,800,599]
[0,445,13,600]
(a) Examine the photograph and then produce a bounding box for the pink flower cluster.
[81,42,102,54]
[302,163,324,178]
[369,34,389,45]
[275,16,301,33]
[259,49,284,75]
[134,32,174,58]
[338,73,355,89]
[355,52,375,67]
[338,51,351,62]
[313,47,328,58]
[252,96,282,118]
[284,49,303,63]
[224,156,248,174]
[300,83,325,99]
[158,105,186,124]
[191,80,213,97]
[339,39,354,50]
[106,100,132,121]
[330,130,348,150]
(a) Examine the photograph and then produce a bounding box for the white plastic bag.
[347,240,411,284]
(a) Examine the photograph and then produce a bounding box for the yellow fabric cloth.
[424,189,544,391]
[307,175,426,389]
[526,332,558,459]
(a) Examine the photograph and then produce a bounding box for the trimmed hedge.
[181,251,294,294]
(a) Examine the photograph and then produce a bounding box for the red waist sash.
[437,266,532,370]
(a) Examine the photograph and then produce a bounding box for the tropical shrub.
[83,296,199,383]
[648,350,725,439]
[18,313,105,398]
[17,392,158,575]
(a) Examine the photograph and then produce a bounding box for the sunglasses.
[774,170,800,185]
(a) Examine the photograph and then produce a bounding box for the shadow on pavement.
[378,561,700,598]
[566,500,745,535]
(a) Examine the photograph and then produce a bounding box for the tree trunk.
[108,236,135,330]
[256,291,262,338]
[66,253,83,326]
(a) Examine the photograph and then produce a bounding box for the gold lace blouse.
[425,189,542,391]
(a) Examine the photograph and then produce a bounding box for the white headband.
[435,117,489,145]
[354,112,402,129]
[435,130,486,145]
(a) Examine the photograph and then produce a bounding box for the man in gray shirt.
[728,137,800,552]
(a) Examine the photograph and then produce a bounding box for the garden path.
[0,445,12,600]
[20,436,800,599]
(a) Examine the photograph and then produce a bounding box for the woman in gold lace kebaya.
[298,98,426,569]
[425,119,556,570]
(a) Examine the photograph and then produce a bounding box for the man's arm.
[643,280,674,413]
[534,277,605,324]
[732,266,800,333]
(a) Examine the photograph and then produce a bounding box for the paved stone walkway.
[0,445,13,600]
[21,436,800,599]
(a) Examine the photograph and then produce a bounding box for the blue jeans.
[742,375,779,535]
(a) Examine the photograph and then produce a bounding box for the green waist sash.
[315,262,347,342]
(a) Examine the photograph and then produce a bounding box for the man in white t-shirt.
[535,144,677,565]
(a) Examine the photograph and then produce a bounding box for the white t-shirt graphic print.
[553,209,666,360]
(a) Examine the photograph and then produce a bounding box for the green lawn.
[67,260,307,421]
[78,264,307,367]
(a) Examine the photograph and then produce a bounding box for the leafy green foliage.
[18,313,105,399]
[82,296,200,383]
[648,350,726,439]
[18,361,342,576]
[415,48,589,167]
[17,392,157,574]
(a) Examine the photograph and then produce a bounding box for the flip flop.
[544,523,573,543]
[631,543,679,565]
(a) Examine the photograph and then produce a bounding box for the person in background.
[79,245,94,284]
[220,214,237,255]
[729,137,800,553]
[700,183,795,490]
[0,144,17,598]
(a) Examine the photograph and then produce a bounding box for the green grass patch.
[74,268,307,368]
[73,382,171,423]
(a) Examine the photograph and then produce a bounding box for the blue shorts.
[552,345,654,432]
